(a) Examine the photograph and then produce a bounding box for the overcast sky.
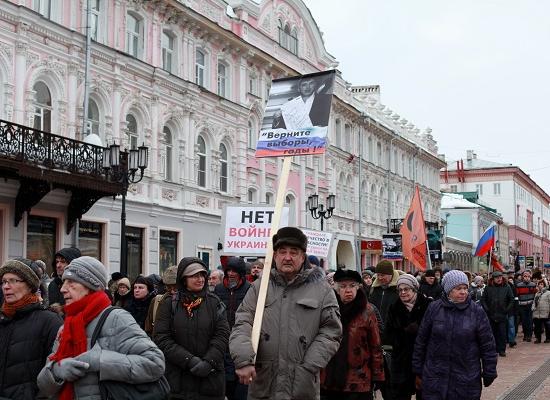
[302,0,550,194]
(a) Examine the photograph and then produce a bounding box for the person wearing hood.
[214,257,251,400]
[0,259,63,399]
[48,247,81,314]
[419,269,443,300]
[481,271,514,357]
[113,277,132,308]
[413,270,498,400]
[37,256,165,399]
[321,269,384,400]
[229,227,342,400]
[154,257,230,400]
[124,275,156,331]
[362,269,374,294]
[385,274,431,400]
[469,275,485,303]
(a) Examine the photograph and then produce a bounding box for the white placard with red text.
[303,229,333,258]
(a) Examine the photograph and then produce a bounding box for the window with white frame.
[125,114,138,149]
[197,247,211,269]
[247,188,256,203]
[162,31,175,73]
[33,0,51,19]
[335,119,342,148]
[219,143,228,192]
[86,99,100,136]
[197,135,207,187]
[344,123,352,151]
[248,71,258,95]
[285,194,296,225]
[475,184,483,195]
[247,120,256,149]
[368,137,373,162]
[450,184,458,193]
[265,192,273,205]
[126,12,143,58]
[277,20,298,55]
[163,126,173,181]
[33,81,52,132]
[195,50,206,87]
[217,62,228,98]
[493,183,501,195]
[89,0,101,41]
[376,142,382,166]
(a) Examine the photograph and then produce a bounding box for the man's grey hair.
[210,269,224,280]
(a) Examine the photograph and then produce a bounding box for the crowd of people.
[0,228,549,399]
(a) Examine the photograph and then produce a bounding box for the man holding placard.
[229,227,342,399]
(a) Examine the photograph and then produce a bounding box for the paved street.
[481,339,550,399]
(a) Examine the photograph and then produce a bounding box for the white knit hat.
[442,270,469,295]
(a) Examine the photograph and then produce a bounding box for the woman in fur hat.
[385,274,431,400]
[0,259,63,399]
[321,268,384,400]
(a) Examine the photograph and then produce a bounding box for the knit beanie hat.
[272,227,308,252]
[362,270,374,278]
[117,277,131,290]
[0,259,40,293]
[375,260,394,275]
[134,275,154,293]
[397,273,419,291]
[308,255,320,267]
[62,256,107,292]
[442,270,469,295]
[162,266,178,285]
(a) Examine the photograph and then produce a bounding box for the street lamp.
[102,142,148,276]
[307,193,335,231]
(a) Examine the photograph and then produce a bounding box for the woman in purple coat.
[412,270,498,400]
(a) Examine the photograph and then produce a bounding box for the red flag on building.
[400,186,427,271]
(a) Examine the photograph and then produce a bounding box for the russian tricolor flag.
[474,223,496,257]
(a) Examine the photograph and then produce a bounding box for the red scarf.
[50,290,111,400]
[1,293,40,318]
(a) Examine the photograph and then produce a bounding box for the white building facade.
[0,0,444,276]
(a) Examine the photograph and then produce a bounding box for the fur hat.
[424,269,436,278]
[62,256,107,292]
[223,257,247,276]
[442,270,469,295]
[333,268,362,283]
[134,275,154,293]
[162,266,178,285]
[0,259,40,293]
[375,260,394,275]
[117,277,131,290]
[272,227,308,252]
[397,273,419,291]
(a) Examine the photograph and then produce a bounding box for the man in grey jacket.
[229,227,342,400]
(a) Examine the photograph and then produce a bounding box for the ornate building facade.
[0,0,444,276]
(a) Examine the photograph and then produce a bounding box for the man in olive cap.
[230,227,342,400]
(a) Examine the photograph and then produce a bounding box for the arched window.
[290,28,298,55]
[265,192,273,205]
[195,49,205,87]
[162,30,175,73]
[335,119,342,148]
[247,188,256,203]
[125,114,138,149]
[286,194,296,225]
[344,123,352,151]
[219,143,228,192]
[277,21,298,55]
[247,120,256,149]
[87,99,100,136]
[217,62,228,97]
[163,126,172,181]
[126,12,143,58]
[33,81,52,132]
[197,135,206,187]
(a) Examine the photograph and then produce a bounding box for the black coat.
[214,279,251,329]
[385,294,431,388]
[154,291,230,400]
[47,276,64,306]
[0,303,63,399]
[419,280,444,300]
[124,293,155,330]
[481,279,514,322]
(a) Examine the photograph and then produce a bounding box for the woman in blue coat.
[412,270,498,400]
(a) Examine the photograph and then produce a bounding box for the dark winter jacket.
[214,277,251,329]
[48,247,81,306]
[0,303,62,399]
[385,293,431,389]
[321,289,384,393]
[154,257,230,400]
[369,270,400,343]
[481,278,514,322]
[419,278,443,300]
[124,292,155,330]
[412,295,497,400]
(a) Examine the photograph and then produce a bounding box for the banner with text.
[222,206,290,255]
[303,229,333,258]
[256,70,336,158]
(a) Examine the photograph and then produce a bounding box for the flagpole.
[488,245,493,274]
[426,237,432,270]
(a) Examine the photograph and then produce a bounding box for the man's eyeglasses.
[1,278,24,286]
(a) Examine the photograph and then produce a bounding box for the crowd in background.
[1,234,549,400]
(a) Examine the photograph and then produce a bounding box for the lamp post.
[103,142,149,276]
[307,194,335,231]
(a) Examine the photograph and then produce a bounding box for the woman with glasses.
[0,259,63,399]
[413,270,498,400]
[385,274,431,400]
[321,268,384,400]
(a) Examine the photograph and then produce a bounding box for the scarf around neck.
[1,292,40,318]
[49,290,111,400]
[402,292,418,312]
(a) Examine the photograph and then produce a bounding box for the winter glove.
[75,343,101,372]
[483,376,495,387]
[190,360,214,378]
[52,359,89,382]
[187,356,201,370]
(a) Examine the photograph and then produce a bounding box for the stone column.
[14,40,28,124]
[66,61,79,139]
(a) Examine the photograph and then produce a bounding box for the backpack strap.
[91,306,120,347]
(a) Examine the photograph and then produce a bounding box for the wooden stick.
[251,157,292,356]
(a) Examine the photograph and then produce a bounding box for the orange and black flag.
[490,253,505,272]
[400,186,427,271]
